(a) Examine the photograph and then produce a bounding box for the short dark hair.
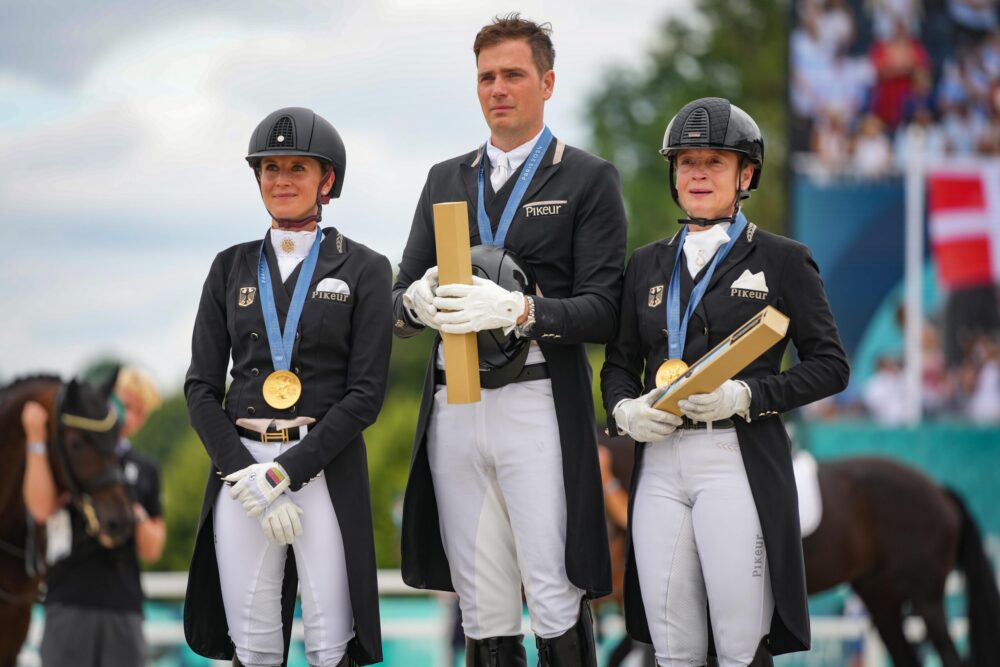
[473,13,555,75]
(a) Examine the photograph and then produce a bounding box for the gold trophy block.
[652,305,790,415]
[434,201,481,404]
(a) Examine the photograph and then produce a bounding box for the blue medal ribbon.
[476,126,554,247]
[257,228,322,372]
[666,212,748,360]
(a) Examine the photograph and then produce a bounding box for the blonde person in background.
[21,365,166,667]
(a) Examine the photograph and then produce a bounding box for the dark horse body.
[0,375,133,667]
[804,456,1000,666]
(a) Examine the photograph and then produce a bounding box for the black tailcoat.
[601,224,850,655]
[184,227,390,665]
[392,139,628,598]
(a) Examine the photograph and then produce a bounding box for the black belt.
[678,416,735,430]
[236,423,307,443]
[434,363,550,387]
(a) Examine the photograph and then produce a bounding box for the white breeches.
[214,437,354,667]
[427,377,584,640]
[632,428,774,667]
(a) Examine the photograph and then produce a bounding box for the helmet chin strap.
[259,164,334,229]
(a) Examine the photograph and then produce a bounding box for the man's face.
[476,39,554,147]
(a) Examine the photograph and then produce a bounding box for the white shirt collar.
[486,127,545,172]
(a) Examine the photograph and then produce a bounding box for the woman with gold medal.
[600,98,849,666]
[184,107,391,667]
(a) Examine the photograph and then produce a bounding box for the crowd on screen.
[791,0,1000,175]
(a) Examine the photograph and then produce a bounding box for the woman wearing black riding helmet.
[601,97,849,666]
[184,107,391,667]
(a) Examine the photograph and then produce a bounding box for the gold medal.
[655,358,689,388]
[262,370,302,409]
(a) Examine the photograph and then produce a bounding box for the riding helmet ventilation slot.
[268,116,295,149]
[681,108,710,144]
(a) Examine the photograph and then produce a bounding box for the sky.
[1,0,681,391]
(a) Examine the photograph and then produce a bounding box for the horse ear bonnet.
[97,365,120,399]
[60,377,121,452]
[64,378,79,402]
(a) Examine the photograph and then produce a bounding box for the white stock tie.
[491,154,512,192]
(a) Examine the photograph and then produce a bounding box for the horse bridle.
[50,383,125,538]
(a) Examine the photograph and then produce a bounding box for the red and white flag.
[927,162,1000,289]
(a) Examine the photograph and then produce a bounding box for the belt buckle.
[262,428,289,443]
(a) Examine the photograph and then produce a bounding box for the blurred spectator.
[943,283,1000,368]
[862,356,914,424]
[814,111,853,170]
[853,113,894,175]
[958,335,1000,421]
[981,30,1000,79]
[976,84,1000,151]
[894,106,947,167]
[867,0,924,40]
[869,19,932,129]
[792,6,833,121]
[948,0,1000,49]
[900,67,937,121]
[941,101,989,154]
[817,0,856,53]
[894,304,954,417]
[820,47,876,121]
[937,51,976,110]
[919,320,953,417]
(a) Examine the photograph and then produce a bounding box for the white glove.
[402,266,442,330]
[613,390,684,442]
[678,380,751,423]
[260,495,304,545]
[224,462,291,518]
[433,276,525,334]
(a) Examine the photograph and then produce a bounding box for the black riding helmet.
[470,245,536,388]
[660,97,764,221]
[246,107,346,225]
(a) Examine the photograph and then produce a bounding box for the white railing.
[18,570,971,666]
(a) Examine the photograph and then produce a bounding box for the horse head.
[49,373,134,548]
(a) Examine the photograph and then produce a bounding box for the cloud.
[2,0,675,389]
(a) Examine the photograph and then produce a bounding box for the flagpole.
[904,152,925,425]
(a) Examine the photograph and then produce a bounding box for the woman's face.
[674,149,753,221]
[118,389,148,439]
[259,156,331,223]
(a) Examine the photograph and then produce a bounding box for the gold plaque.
[655,358,690,388]
[652,305,790,415]
[433,201,481,404]
[262,370,301,409]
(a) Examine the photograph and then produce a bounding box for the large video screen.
[788,0,1000,424]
